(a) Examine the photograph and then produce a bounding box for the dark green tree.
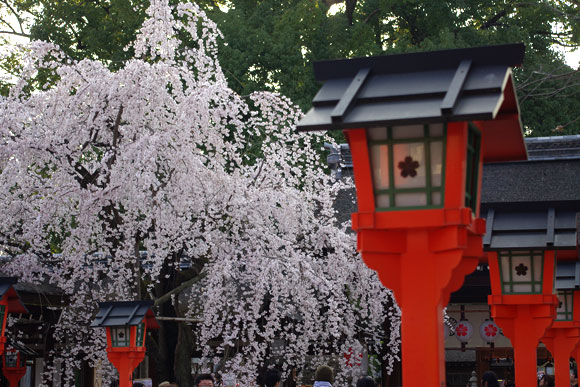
[2,0,579,134]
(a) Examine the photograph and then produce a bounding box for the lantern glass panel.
[368,126,388,141]
[395,192,427,207]
[556,290,574,321]
[111,326,131,347]
[430,141,444,187]
[370,145,390,189]
[393,142,426,188]
[5,352,17,368]
[376,194,390,208]
[498,251,544,294]
[392,124,424,139]
[136,323,146,347]
[432,192,442,206]
[367,124,446,211]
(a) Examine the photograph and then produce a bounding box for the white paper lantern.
[479,320,500,343]
[454,320,473,343]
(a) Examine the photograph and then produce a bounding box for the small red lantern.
[0,278,28,356]
[91,301,159,387]
[2,349,26,387]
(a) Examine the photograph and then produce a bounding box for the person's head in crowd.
[264,368,282,387]
[314,365,333,384]
[194,374,215,387]
[481,370,500,387]
[356,376,376,387]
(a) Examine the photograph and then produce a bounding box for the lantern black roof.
[297,43,527,162]
[480,158,580,251]
[90,300,159,329]
[554,262,580,289]
[0,277,28,314]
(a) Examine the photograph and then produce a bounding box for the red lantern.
[2,349,26,387]
[0,278,28,356]
[542,287,580,387]
[488,250,559,387]
[296,44,527,387]
[91,301,159,387]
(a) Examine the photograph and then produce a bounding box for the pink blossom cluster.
[0,1,400,386]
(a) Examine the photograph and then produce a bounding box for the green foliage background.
[1,0,579,136]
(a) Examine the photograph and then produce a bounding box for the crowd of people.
[478,369,579,387]
[145,366,580,387]
[149,364,377,387]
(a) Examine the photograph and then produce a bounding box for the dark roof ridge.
[313,43,525,81]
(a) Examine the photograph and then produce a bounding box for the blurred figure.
[481,371,500,387]
[313,365,333,387]
[539,373,555,387]
[356,376,376,387]
[194,374,215,387]
[263,368,282,387]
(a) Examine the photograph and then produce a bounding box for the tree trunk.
[174,321,195,387]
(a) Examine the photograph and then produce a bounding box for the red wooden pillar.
[350,122,486,386]
[488,251,558,387]
[542,289,580,387]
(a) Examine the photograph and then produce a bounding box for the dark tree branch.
[480,10,507,29]
[364,9,380,24]
[0,30,31,38]
[154,271,207,307]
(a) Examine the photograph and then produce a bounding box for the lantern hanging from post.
[91,301,159,387]
[296,44,527,386]
[479,320,500,343]
[2,349,26,387]
[455,320,474,343]
[0,278,28,356]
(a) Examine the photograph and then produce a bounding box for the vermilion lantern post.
[296,44,528,386]
[487,250,559,386]
[539,262,580,387]
[0,278,28,356]
[91,301,159,387]
[2,349,27,387]
[542,288,580,387]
